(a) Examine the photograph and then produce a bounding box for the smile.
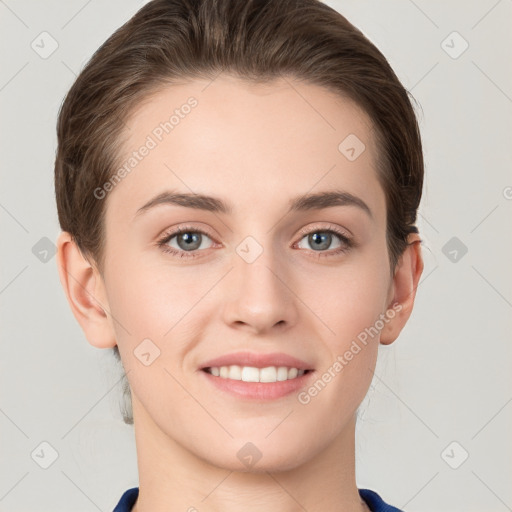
[203,365,309,383]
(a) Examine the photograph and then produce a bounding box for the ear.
[380,232,424,345]
[56,231,117,349]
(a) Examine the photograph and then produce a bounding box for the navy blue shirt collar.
[113,487,404,511]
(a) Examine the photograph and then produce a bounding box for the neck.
[130,396,368,512]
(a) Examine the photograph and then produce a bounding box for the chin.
[200,440,311,474]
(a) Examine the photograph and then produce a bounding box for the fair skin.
[57,74,423,512]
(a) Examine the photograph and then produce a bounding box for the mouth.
[198,351,316,400]
[202,365,313,383]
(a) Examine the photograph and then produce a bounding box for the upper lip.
[200,351,314,371]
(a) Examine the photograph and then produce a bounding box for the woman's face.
[101,74,397,470]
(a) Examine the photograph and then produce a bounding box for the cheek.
[309,249,391,345]
[108,269,173,335]
[105,252,216,353]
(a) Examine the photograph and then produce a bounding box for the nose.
[221,243,299,335]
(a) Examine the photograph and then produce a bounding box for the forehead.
[106,74,385,222]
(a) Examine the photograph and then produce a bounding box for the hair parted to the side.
[54,0,424,425]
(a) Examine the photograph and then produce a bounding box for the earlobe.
[56,231,117,349]
[380,233,424,345]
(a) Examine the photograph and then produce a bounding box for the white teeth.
[228,365,242,380]
[206,365,307,383]
[241,366,260,382]
[276,366,289,381]
[260,366,277,383]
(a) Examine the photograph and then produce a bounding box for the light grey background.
[1,1,511,511]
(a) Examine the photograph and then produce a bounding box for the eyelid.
[157,223,218,243]
[295,222,352,241]
[157,223,350,244]
[156,222,355,259]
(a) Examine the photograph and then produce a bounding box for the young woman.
[54,1,424,510]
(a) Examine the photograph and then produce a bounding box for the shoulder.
[359,488,405,512]
[113,487,139,512]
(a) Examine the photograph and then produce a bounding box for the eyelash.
[156,224,355,260]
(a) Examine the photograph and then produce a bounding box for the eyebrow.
[134,189,373,219]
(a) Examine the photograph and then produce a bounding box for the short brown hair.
[54,0,424,424]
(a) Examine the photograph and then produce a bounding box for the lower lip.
[200,369,315,400]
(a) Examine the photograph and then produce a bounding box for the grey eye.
[167,231,213,252]
[297,231,343,251]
